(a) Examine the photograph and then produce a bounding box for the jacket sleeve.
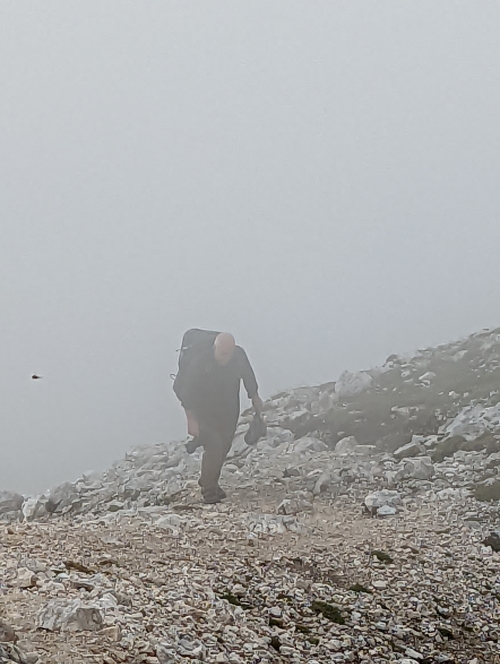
[238,347,259,399]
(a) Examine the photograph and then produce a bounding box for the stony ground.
[1,483,499,664]
[3,326,500,663]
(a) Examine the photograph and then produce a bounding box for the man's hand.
[252,394,263,415]
[185,410,200,438]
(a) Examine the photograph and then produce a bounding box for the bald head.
[213,332,236,365]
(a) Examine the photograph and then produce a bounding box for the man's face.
[213,345,235,366]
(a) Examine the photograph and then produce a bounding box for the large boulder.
[0,491,24,515]
[0,643,26,663]
[444,402,500,440]
[334,436,359,454]
[22,497,47,521]
[402,456,435,480]
[394,440,425,460]
[37,599,104,632]
[335,370,373,399]
[44,481,81,514]
[364,490,402,516]
[276,494,313,516]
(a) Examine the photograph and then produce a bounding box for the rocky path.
[3,326,500,663]
[1,488,499,664]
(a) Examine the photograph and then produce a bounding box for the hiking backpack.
[172,328,219,402]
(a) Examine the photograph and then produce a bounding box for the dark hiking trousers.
[197,417,237,496]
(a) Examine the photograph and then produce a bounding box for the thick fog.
[1,2,499,493]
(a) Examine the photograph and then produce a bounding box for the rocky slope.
[1,327,500,664]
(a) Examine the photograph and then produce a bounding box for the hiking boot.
[185,437,201,454]
[202,490,222,504]
[202,486,226,504]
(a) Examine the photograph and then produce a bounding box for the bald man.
[177,332,263,504]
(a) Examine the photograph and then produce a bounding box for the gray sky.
[1,1,499,494]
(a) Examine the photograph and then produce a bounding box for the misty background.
[1,2,499,494]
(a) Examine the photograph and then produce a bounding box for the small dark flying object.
[31,374,42,380]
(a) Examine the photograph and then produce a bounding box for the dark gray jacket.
[178,345,258,424]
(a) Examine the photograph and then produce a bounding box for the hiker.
[174,331,263,503]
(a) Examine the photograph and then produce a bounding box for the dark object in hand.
[186,437,202,454]
[244,413,267,445]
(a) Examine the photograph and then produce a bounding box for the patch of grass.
[474,481,500,502]
[349,583,372,594]
[289,347,500,445]
[64,560,95,574]
[221,592,240,606]
[277,591,294,604]
[270,636,281,651]
[311,600,345,624]
[371,550,393,564]
[437,626,455,639]
[220,592,252,610]
[269,617,283,628]
[295,624,311,634]
[432,435,467,462]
